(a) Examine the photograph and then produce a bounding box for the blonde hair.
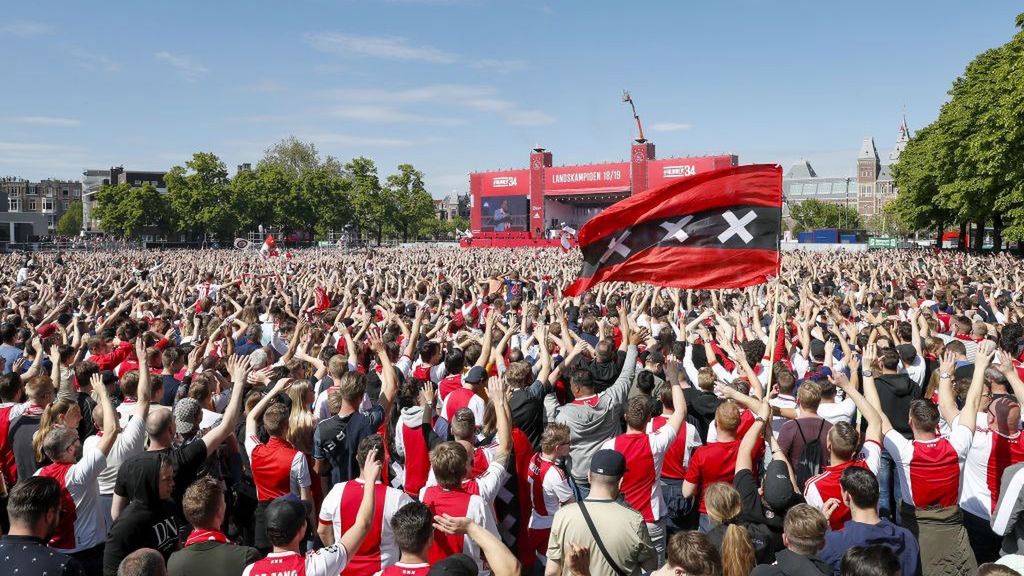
[34,399,77,462]
[704,483,755,576]
[286,381,316,454]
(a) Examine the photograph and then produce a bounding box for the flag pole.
[762,275,783,398]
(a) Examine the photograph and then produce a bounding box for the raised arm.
[736,398,770,474]
[474,310,497,369]
[860,344,893,436]
[433,515,521,576]
[246,377,290,440]
[133,338,152,421]
[91,373,120,456]
[368,327,398,413]
[833,371,881,444]
[958,340,994,434]
[935,350,961,427]
[487,375,512,466]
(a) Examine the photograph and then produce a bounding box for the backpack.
[794,420,827,489]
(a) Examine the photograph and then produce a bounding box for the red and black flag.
[563,164,782,296]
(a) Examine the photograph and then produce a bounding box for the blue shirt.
[820,519,921,576]
[0,344,23,374]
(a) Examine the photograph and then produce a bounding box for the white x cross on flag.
[598,230,632,266]
[659,216,693,244]
[718,210,756,243]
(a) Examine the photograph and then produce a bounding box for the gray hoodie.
[546,345,638,482]
[993,462,1024,555]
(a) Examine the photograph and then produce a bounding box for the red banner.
[646,156,737,190]
[545,162,630,194]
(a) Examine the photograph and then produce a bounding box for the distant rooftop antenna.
[622,90,646,143]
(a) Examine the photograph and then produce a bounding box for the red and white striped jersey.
[600,425,677,522]
[442,388,486,425]
[245,435,311,501]
[527,454,573,530]
[883,427,973,508]
[318,479,415,576]
[803,440,881,531]
[960,428,1024,521]
[243,546,350,576]
[646,415,701,480]
[419,486,497,573]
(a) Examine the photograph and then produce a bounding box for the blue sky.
[1,0,1021,196]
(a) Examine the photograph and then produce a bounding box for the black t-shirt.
[115,442,208,512]
[75,391,98,440]
[0,535,85,576]
[9,413,42,483]
[313,406,384,485]
[683,387,721,443]
[103,501,180,576]
[510,380,545,450]
[734,469,788,544]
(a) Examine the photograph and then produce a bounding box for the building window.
[43,198,53,212]
[27,186,36,196]
[62,188,69,197]
[134,180,142,186]
[62,201,69,211]
[27,199,36,211]
[73,188,80,197]
[8,198,19,212]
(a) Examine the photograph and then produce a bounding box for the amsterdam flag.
[563,164,782,296]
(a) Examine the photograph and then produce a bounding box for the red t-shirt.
[684,440,741,513]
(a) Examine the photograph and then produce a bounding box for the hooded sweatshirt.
[819,518,920,576]
[102,454,180,576]
[873,373,919,439]
[545,346,638,482]
[750,549,831,576]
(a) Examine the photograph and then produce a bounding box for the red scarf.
[185,529,231,547]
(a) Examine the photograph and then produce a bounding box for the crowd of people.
[0,245,1023,576]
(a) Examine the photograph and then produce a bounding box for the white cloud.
[1,21,54,37]
[652,122,692,133]
[304,32,457,64]
[330,105,464,126]
[68,48,121,72]
[154,51,209,81]
[305,32,524,73]
[7,116,81,128]
[301,133,448,148]
[320,84,555,127]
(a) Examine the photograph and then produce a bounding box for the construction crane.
[622,90,646,142]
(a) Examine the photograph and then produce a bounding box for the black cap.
[265,494,308,542]
[464,366,487,385]
[896,344,917,363]
[428,554,478,576]
[762,460,801,511]
[590,449,627,476]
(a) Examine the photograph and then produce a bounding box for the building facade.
[81,166,168,234]
[0,176,82,235]
[435,192,469,221]
[784,117,910,220]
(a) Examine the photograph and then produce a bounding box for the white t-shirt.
[35,448,108,552]
[82,413,146,495]
[817,399,857,426]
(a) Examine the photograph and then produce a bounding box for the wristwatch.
[862,369,874,378]
[753,415,766,423]
[940,372,951,379]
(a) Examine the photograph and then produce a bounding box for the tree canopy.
[788,199,862,232]
[891,13,1024,250]
[93,138,449,244]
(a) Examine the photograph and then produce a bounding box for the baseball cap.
[464,366,487,385]
[590,449,627,476]
[896,344,917,363]
[173,398,201,436]
[264,494,308,544]
[762,459,801,511]
[37,323,58,339]
[428,554,478,576]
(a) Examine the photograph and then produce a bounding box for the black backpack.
[795,420,827,489]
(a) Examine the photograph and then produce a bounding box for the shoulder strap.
[577,499,630,576]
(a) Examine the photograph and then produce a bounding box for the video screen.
[480,196,529,232]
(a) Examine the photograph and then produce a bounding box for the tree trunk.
[993,214,1003,253]
[934,223,944,248]
[959,222,968,252]
[972,219,986,253]
[375,225,383,246]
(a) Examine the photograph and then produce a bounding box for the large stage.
[467,140,737,248]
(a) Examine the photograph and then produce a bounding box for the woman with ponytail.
[32,398,81,465]
[704,482,774,575]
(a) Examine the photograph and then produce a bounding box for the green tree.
[55,200,83,237]
[788,199,861,232]
[258,137,344,179]
[348,157,389,245]
[166,152,233,240]
[386,164,435,242]
[94,183,171,239]
[228,164,287,235]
